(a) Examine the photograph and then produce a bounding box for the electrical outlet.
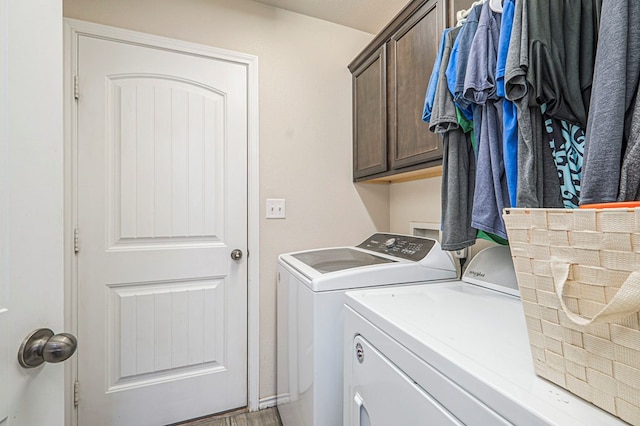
[266,199,286,219]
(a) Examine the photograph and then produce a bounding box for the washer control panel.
[357,233,436,261]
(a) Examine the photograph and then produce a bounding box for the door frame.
[0,0,8,420]
[63,19,260,425]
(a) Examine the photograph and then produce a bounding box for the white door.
[2,1,68,426]
[74,30,248,425]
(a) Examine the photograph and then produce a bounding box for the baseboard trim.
[258,395,278,410]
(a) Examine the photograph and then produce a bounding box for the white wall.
[390,176,498,261]
[62,0,390,401]
[389,177,442,234]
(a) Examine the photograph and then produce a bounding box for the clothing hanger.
[456,0,485,25]
[489,0,503,13]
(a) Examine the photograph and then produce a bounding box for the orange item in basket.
[579,201,640,209]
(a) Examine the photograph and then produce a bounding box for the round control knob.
[384,238,397,248]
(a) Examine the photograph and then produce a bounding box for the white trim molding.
[0,0,9,419]
[63,18,260,419]
[258,395,278,410]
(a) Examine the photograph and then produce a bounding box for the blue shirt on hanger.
[496,0,518,207]
[423,28,451,123]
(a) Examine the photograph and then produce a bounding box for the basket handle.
[550,262,640,326]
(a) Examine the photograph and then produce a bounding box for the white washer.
[276,233,457,426]
[343,246,626,425]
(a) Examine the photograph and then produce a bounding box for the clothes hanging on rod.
[463,1,510,239]
[504,0,562,209]
[430,26,462,136]
[489,0,503,13]
[422,28,451,123]
[496,0,517,207]
[516,0,600,209]
[446,2,483,121]
[429,26,478,251]
[425,0,640,248]
[619,82,640,200]
[541,106,584,208]
[525,0,600,128]
[581,0,640,204]
[456,0,485,25]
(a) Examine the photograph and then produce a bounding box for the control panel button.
[357,233,436,261]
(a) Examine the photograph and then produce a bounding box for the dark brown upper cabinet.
[349,0,454,182]
[352,45,387,180]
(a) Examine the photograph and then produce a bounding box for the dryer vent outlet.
[453,248,468,258]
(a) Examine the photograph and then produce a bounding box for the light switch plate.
[266,199,286,219]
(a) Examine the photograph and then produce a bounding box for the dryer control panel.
[357,233,436,261]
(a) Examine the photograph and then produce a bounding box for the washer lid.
[290,247,395,273]
[279,233,456,291]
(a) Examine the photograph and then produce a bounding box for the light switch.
[266,199,286,219]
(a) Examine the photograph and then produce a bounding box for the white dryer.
[276,233,457,426]
[344,246,626,425]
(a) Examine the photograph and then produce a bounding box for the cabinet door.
[352,45,387,180]
[388,0,442,171]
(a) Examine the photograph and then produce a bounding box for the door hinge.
[74,228,79,253]
[74,75,79,100]
[74,379,79,407]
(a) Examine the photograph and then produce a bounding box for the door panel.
[3,1,66,425]
[76,34,248,426]
[106,279,225,391]
[108,76,224,244]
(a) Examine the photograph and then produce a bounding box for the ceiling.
[251,0,410,34]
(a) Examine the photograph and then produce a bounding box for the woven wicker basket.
[503,208,640,424]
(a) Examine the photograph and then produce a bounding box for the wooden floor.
[172,407,282,426]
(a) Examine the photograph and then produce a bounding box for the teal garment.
[541,104,584,209]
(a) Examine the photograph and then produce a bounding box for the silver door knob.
[18,328,78,368]
[231,249,243,261]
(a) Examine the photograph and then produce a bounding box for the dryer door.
[347,336,462,426]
